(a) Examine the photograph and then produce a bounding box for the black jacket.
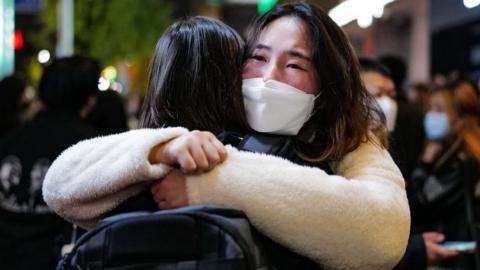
[0,110,99,270]
[389,100,427,270]
[409,148,478,269]
[389,100,425,180]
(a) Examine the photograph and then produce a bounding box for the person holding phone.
[410,80,480,269]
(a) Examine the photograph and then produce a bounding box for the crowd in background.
[0,57,129,269]
[360,56,480,270]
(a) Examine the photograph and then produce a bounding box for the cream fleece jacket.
[43,128,410,270]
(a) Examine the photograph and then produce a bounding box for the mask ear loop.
[297,91,322,144]
[309,91,324,116]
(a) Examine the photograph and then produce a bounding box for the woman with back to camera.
[44,4,410,269]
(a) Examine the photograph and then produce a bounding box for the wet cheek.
[297,82,316,94]
[242,63,262,79]
[285,75,316,94]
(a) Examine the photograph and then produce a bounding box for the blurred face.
[242,17,319,95]
[423,91,454,140]
[428,91,454,123]
[429,92,448,113]
[361,71,395,98]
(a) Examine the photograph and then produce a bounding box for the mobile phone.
[441,241,476,252]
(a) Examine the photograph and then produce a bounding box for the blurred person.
[359,58,424,179]
[446,72,480,96]
[360,58,438,270]
[43,5,410,269]
[379,54,407,100]
[0,56,100,270]
[86,89,129,135]
[409,84,480,269]
[407,82,431,114]
[0,75,30,139]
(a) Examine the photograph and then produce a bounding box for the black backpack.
[58,206,272,270]
[57,133,324,270]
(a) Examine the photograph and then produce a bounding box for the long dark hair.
[245,3,387,161]
[140,16,249,134]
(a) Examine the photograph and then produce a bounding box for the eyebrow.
[255,44,312,61]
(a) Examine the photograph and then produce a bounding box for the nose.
[262,63,281,82]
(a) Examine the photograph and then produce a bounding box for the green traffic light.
[258,0,277,14]
[207,0,222,5]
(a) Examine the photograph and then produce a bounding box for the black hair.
[245,3,386,161]
[140,16,249,134]
[39,56,100,114]
[378,55,406,92]
[0,74,28,137]
[446,72,480,96]
[86,90,128,135]
[358,57,392,78]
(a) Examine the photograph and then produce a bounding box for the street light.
[464,0,480,9]
[329,0,395,28]
[38,50,51,64]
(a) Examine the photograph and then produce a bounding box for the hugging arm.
[43,127,409,269]
[43,127,227,229]
[42,128,189,229]
[185,141,410,270]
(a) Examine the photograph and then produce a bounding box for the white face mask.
[376,95,398,132]
[242,78,317,135]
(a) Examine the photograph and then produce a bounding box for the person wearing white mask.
[359,58,425,180]
[241,78,318,135]
[359,60,398,132]
[359,58,445,270]
[43,4,410,269]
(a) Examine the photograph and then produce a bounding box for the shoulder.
[333,133,404,184]
[343,134,389,161]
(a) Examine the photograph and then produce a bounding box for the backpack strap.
[217,131,292,157]
[237,133,294,158]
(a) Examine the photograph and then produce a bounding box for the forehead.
[257,17,312,52]
[429,91,452,112]
[361,71,390,86]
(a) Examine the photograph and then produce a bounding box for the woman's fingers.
[189,142,209,172]
[157,130,227,173]
[198,132,227,170]
[150,180,161,195]
[151,170,189,209]
[152,183,165,204]
[153,192,163,204]
[210,137,228,162]
[157,200,170,209]
[183,131,226,173]
[176,151,197,173]
[202,140,221,165]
